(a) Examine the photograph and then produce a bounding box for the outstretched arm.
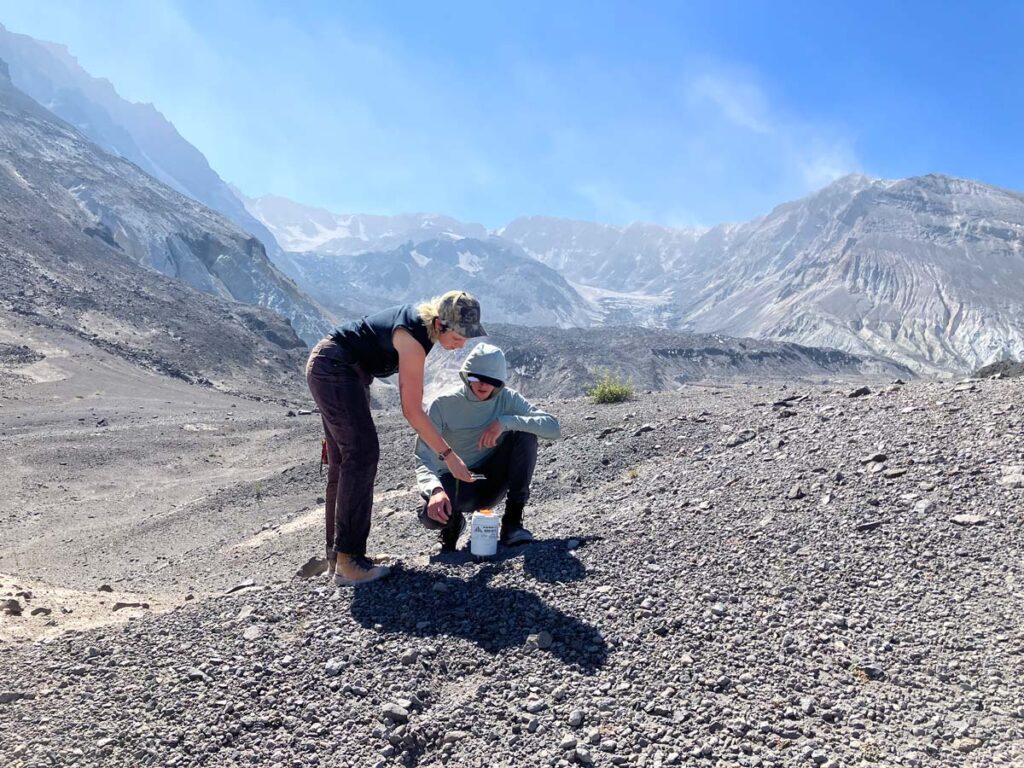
[395,328,473,482]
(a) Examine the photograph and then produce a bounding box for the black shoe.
[440,516,465,552]
[500,525,534,546]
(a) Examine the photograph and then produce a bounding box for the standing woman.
[306,291,485,585]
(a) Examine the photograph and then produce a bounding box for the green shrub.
[586,371,634,404]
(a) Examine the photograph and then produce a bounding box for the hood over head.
[459,343,507,393]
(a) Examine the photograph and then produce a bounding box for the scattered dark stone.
[381,703,409,724]
[852,662,885,681]
[111,601,148,612]
[860,453,887,464]
[0,691,34,704]
[2,599,22,616]
[847,386,871,398]
[226,578,257,594]
[855,520,884,533]
[98,584,113,593]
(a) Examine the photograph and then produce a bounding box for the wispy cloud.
[0,2,865,228]
[573,181,653,225]
[687,68,860,194]
[688,73,773,135]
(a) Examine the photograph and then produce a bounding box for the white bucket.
[470,509,501,559]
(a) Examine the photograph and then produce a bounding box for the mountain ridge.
[0,22,284,258]
[247,172,1024,373]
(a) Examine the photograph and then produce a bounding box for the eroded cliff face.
[505,174,1024,374]
[680,175,1024,374]
[0,23,286,260]
[0,60,331,346]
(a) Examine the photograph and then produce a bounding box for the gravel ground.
[2,375,1024,767]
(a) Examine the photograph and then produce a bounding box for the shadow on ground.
[430,536,599,583]
[350,538,607,673]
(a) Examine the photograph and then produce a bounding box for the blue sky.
[1,0,1021,228]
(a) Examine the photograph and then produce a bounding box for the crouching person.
[414,343,561,551]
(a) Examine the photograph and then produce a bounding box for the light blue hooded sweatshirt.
[415,343,561,496]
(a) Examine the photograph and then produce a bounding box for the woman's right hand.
[445,451,474,482]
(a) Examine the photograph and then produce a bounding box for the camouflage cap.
[437,291,486,338]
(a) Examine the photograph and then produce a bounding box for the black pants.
[306,338,378,558]
[419,431,538,534]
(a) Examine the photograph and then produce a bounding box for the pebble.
[381,704,409,724]
[952,514,987,526]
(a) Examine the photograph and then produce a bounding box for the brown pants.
[305,337,378,558]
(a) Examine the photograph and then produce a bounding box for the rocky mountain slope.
[0,58,331,346]
[283,238,595,329]
[499,216,706,291]
[0,64,314,399]
[2,374,1022,767]
[504,175,1024,375]
[255,173,1024,375]
[0,23,284,258]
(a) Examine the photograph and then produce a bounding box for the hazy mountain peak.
[238,190,488,255]
[0,25,283,256]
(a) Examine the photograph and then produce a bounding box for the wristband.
[438,447,452,461]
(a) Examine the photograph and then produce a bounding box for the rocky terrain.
[975,360,1024,379]
[421,324,911,401]
[2,346,1023,766]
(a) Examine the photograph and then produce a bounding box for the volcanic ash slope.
[1,378,1023,767]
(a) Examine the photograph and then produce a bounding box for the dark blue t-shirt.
[330,304,433,378]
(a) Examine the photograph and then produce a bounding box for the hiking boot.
[334,554,390,585]
[500,525,534,546]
